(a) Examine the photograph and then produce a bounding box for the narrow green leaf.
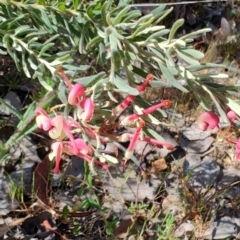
[26,30,48,38]
[112,50,122,71]
[180,48,204,59]
[58,2,66,12]
[38,42,55,57]
[135,13,153,26]
[58,82,68,104]
[22,51,31,78]
[0,98,22,120]
[135,25,165,37]
[14,25,35,37]
[146,29,170,41]
[131,17,154,38]
[159,63,188,92]
[186,63,224,72]
[50,54,71,66]
[168,19,184,43]
[226,98,240,117]
[73,0,80,10]
[175,49,200,65]
[164,48,178,75]
[196,73,228,80]
[122,10,141,23]
[109,31,118,51]
[44,34,60,45]
[155,7,173,24]
[36,74,53,91]
[63,65,90,71]
[180,28,212,40]
[101,1,111,27]
[150,4,166,17]
[113,75,139,95]
[132,65,148,78]
[186,78,211,110]
[106,12,113,26]
[100,153,118,164]
[86,36,102,49]
[41,10,54,32]
[112,5,131,25]
[203,86,228,122]
[178,66,195,80]
[7,14,29,29]
[28,57,38,70]
[144,128,165,141]
[74,72,106,86]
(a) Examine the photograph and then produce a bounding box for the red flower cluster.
[36,69,174,174]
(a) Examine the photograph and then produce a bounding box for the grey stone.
[0,91,22,115]
[101,164,161,202]
[183,156,221,192]
[180,135,214,154]
[181,125,211,141]
[203,216,240,239]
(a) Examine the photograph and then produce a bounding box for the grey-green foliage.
[0,0,239,120]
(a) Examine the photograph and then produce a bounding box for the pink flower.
[63,138,92,156]
[49,142,63,174]
[197,111,220,131]
[68,83,85,105]
[36,108,52,131]
[121,100,172,126]
[48,115,66,140]
[78,98,95,121]
[227,109,237,122]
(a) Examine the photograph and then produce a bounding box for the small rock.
[101,164,161,202]
[216,167,240,199]
[181,126,211,141]
[65,156,84,178]
[0,91,22,115]
[202,216,240,239]
[183,155,221,192]
[180,135,214,154]
[175,221,194,238]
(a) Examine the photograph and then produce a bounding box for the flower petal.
[36,115,52,131]
[68,84,85,105]
[78,98,95,121]
[75,138,92,155]
[49,116,66,140]
[36,108,48,117]
[227,109,237,122]
[197,111,219,131]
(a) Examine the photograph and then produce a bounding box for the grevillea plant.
[36,69,174,174]
[2,0,240,168]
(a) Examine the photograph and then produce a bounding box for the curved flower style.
[56,66,72,90]
[68,83,85,105]
[78,98,95,121]
[49,142,63,174]
[197,111,220,131]
[226,109,237,122]
[121,100,172,126]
